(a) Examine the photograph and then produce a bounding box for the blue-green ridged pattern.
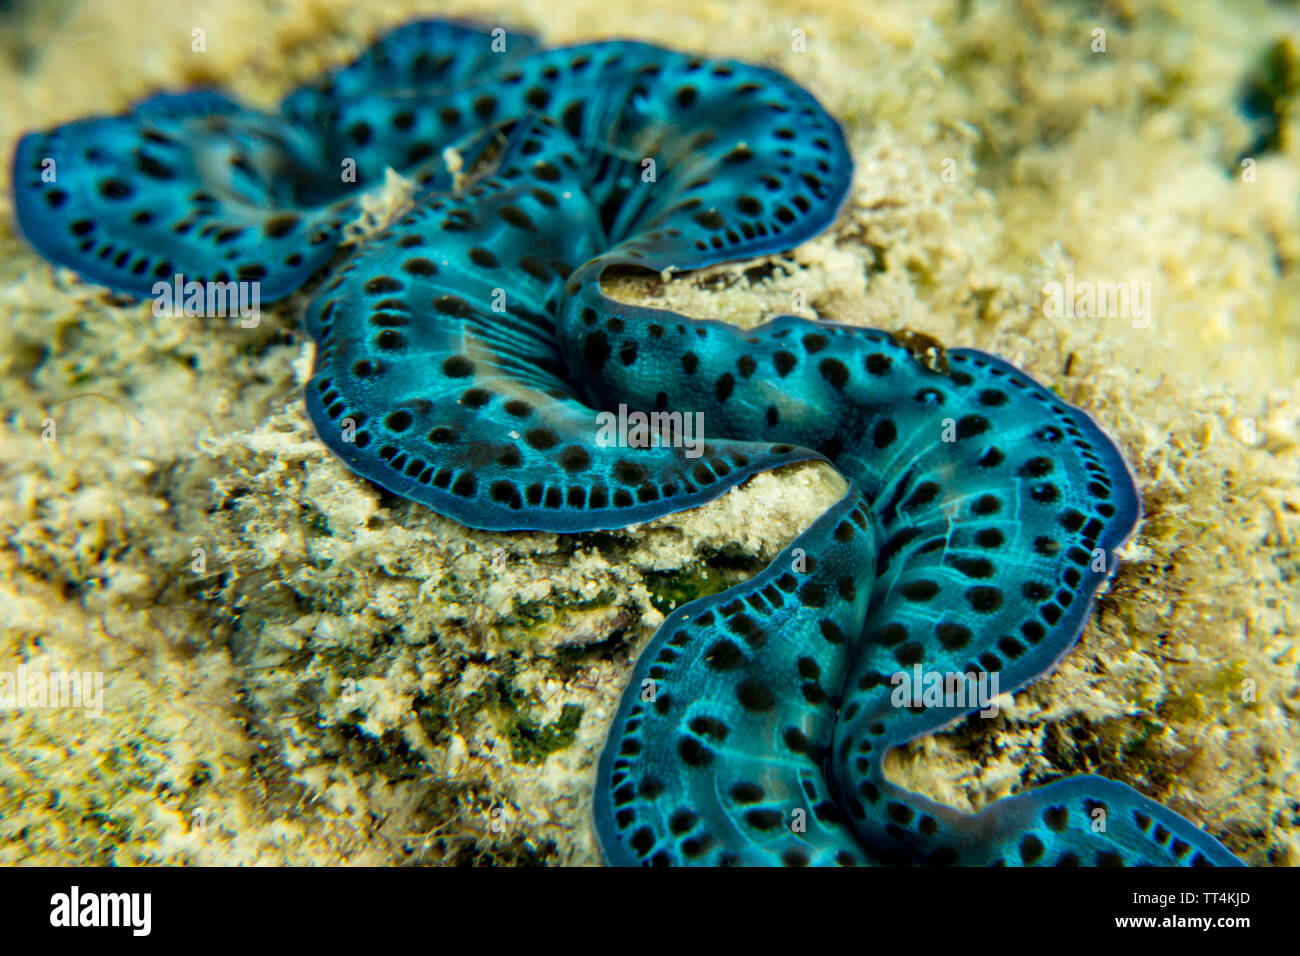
[11,19,1241,867]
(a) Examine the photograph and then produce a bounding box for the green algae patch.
[469,665,587,764]
[639,548,769,616]
[507,703,585,765]
[643,561,758,617]
[1241,36,1300,155]
[506,586,619,631]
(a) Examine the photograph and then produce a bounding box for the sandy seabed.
[0,0,1296,865]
